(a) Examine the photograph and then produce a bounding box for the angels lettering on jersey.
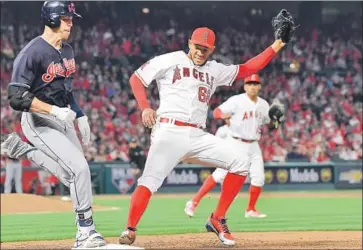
[242,110,264,121]
[218,94,270,140]
[172,65,216,104]
[172,66,215,86]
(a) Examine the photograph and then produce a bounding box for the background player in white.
[118,18,293,246]
[4,157,23,194]
[185,74,285,219]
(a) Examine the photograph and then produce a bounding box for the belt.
[159,117,200,128]
[233,137,256,143]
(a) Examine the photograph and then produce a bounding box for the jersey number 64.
[198,86,211,104]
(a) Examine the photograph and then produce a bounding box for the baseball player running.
[185,74,285,219]
[0,2,105,248]
[119,11,295,246]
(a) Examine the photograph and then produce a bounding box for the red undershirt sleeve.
[129,73,151,111]
[236,46,276,80]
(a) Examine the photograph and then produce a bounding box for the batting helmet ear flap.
[43,13,62,29]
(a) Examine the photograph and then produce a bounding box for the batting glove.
[50,106,76,122]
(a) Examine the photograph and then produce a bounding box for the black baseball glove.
[269,99,285,129]
[272,9,298,43]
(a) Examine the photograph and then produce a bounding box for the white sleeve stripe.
[228,65,239,86]
[9,82,31,89]
[135,71,149,88]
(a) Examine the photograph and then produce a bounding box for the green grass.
[1,193,362,242]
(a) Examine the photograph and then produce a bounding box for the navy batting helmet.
[41,1,82,28]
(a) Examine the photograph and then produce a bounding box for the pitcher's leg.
[184,168,226,217]
[190,133,249,216]
[189,132,250,246]
[124,140,186,228]
[120,126,189,245]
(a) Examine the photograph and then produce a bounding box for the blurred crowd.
[1,2,362,164]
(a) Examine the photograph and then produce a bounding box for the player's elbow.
[7,85,34,112]
[213,108,223,119]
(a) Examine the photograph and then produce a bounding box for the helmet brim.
[62,12,82,19]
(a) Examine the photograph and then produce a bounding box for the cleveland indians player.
[0,2,105,248]
[185,74,284,219]
[118,26,287,247]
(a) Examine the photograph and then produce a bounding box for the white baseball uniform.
[212,93,270,186]
[135,51,249,193]
[215,124,233,140]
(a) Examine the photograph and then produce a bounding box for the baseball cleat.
[245,210,267,218]
[119,227,137,245]
[184,200,198,217]
[73,230,106,248]
[205,213,235,246]
[1,133,35,159]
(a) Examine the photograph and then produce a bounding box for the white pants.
[138,122,250,193]
[4,159,23,193]
[212,140,265,187]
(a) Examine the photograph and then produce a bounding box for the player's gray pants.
[4,159,23,193]
[21,112,92,212]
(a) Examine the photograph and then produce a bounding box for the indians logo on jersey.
[42,58,76,83]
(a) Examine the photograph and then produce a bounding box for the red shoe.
[205,213,235,246]
[119,227,136,245]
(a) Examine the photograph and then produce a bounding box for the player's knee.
[68,157,90,177]
[77,162,90,175]
[228,158,249,176]
[137,175,163,193]
[251,177,264,187]
[212,169,227,183]
[212,174,221,183]
[211,171,219,183]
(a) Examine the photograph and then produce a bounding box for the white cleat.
[184,200,197,217]
[245,210,267,218]
[73,230,107,249]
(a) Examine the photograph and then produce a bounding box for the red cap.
[244,74,261,84]
[190,27,216,49]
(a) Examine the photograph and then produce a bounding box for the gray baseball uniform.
[9,36,92,212]
[4,158,23,193]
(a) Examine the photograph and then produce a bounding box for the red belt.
[233,137,256,143]
[159,117,199,128]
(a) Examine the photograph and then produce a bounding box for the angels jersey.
[135,51,239,127]
[218,93,270,140]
